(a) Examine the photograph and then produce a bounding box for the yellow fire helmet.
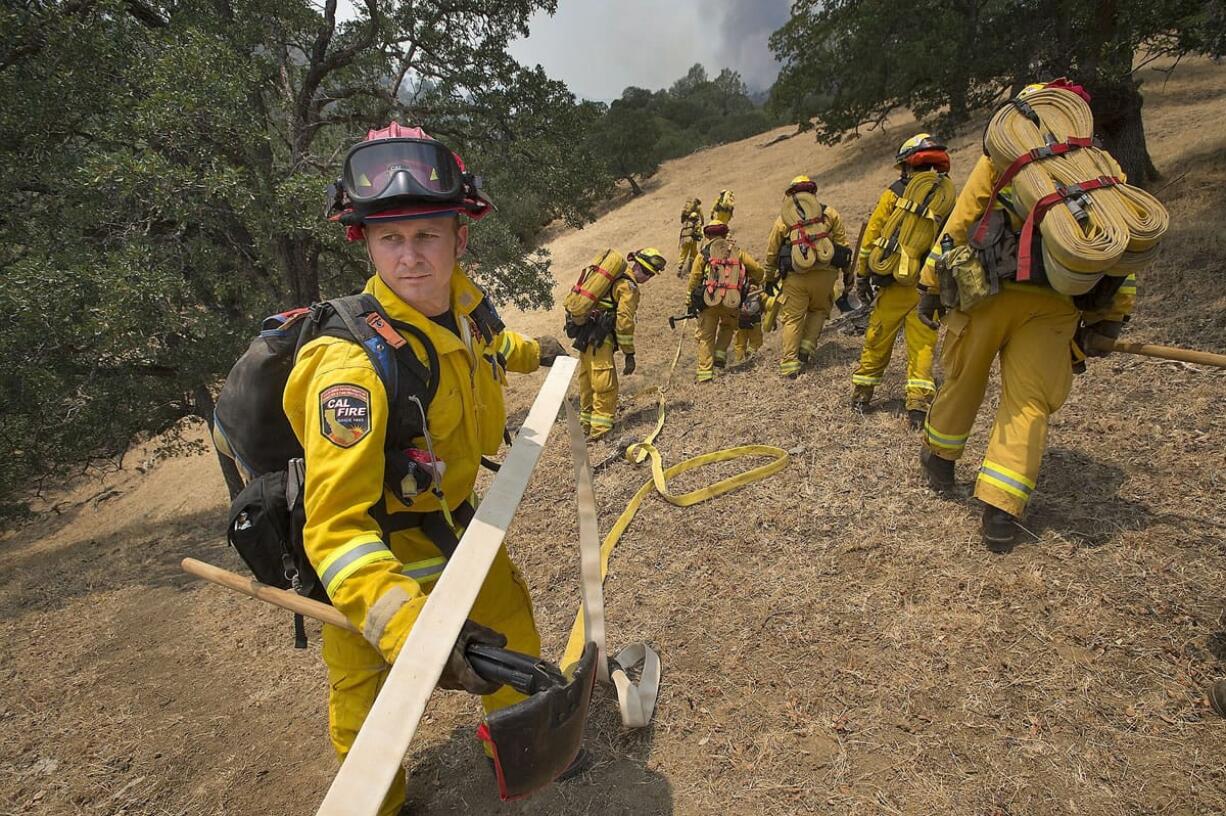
[895,133,946,166]
[1017,82,1047,99]
[785,174,817,195]
[629,247,667,276]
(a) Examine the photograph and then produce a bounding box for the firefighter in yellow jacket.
[763,176,851,378]
[917,85,1137,551]
[577,248,666,439]
[291,124,568,815]
[851,135,953,427]
[687,222,764,381]
[677,198,704,277]
[710,189,735,225]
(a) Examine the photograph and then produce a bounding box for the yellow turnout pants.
[695,304,739,381]
[851,282,937,411]
[733,322,763,362]
[578,339,618,439]
[924,284,1079,517]
[677,238,699,277]
[778,268,839,376]
[321,541,539,815]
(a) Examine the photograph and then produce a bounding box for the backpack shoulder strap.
[469,286,506,345]
[889,177,907,197]
[300,294,439,408]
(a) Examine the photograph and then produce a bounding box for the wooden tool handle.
[1089,336,1226,368]
[181,557,356,632]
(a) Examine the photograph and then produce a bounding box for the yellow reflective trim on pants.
[318,534,397,597]
[590,414,615,429]
[714,349,727,362]
[906,378,936,392]
[924,420,967,451]
[980,459,1035,489]
[852,373,882,386]
[615,334,634,347]
[976,470,1031,502]
[780,360,802,375]
[696,370,714,382]
[800,340,816,353]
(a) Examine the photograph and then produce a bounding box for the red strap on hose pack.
[970,137,1095,246]
[788,217,831,250]
[1016,175,1120,281]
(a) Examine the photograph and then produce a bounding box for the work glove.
[764,277,781,297]
[916,288,946,329]
[536,335,566,367]
[1075,320,1123,358]
[438,619,507,696]
[855,274,873,303]
[622,353,636,376]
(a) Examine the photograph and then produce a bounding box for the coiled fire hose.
[867,169,957,283]
[981,85,1168,293]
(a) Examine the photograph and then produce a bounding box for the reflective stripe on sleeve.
[318,534,397,597]
[401,556,447,585]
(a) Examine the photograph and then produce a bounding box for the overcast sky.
[334,1,791,102]
[508,0,791,102]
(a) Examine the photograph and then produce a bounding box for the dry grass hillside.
[2,58,1225,816]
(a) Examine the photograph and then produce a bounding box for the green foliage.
[769,0,1221,184]
[589,99,662,195]
[0,0,613,504]
[592,64,786,193]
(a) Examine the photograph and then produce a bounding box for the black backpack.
[213,294,441,636]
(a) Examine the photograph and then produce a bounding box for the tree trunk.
[947,78,970,126]
[1087,78,1160,188]
[624,175,643,196]
[192,383,216,429]
[276,232,320,305]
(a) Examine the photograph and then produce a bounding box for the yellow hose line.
[560,342,789,668]
[868,169,957,282]
[984,87,1168,284]
[631,339,683,464]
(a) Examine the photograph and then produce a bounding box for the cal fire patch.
[319,384,371,448]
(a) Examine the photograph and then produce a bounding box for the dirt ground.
[3,58,1225,816]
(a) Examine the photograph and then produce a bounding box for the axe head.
[477,641,598,800]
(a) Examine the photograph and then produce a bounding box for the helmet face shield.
[342,138,464,205]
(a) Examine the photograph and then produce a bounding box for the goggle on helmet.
[324,125,493,231]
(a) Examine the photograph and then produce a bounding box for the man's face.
[631,266,655,285]
[365,215,467,312]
